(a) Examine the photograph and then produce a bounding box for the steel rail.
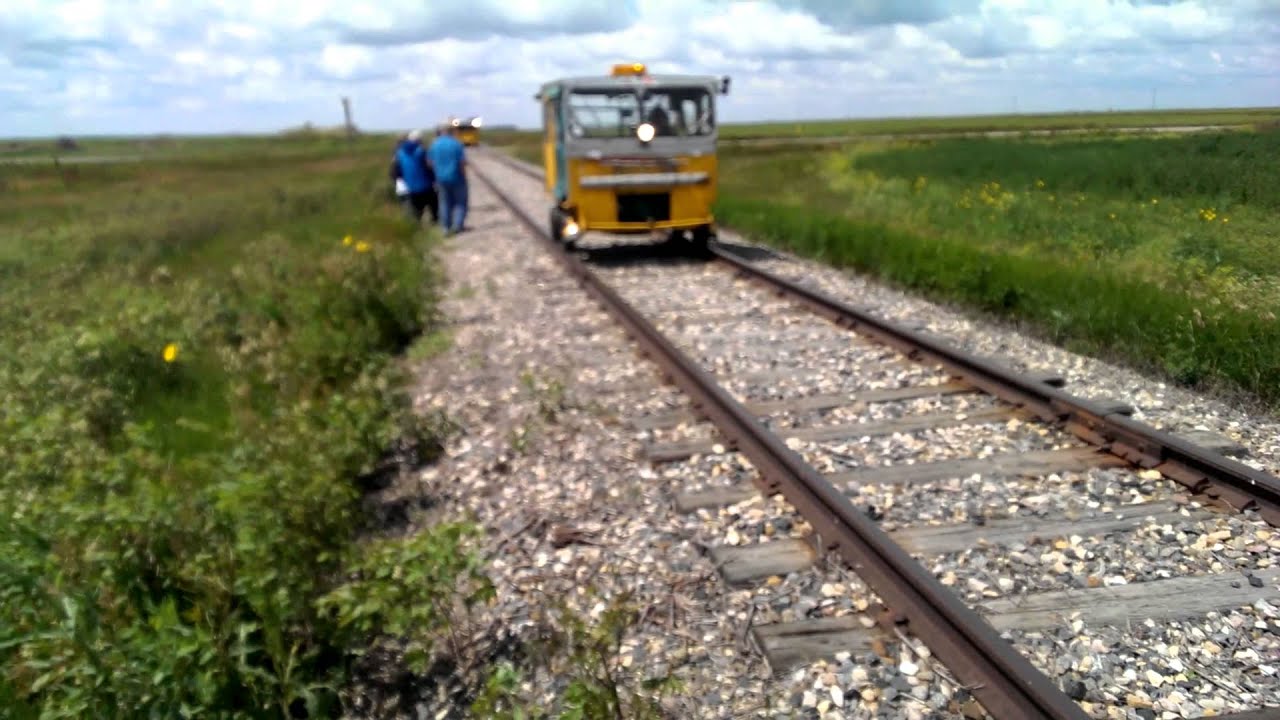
[1216,711,1280,720]
[471,160,1091,720]
[709,246,1280,526]
[484,148,1280,527]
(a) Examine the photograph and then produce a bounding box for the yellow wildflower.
[1035,179,1045,188]
[342,235,354,246]
[163,343,179,363]
[1222,217,1230,224]
[1151,198,1159,205]
[1108,213,1116,220]
[355,241,371,253]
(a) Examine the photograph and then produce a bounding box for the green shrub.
[318,523,494,674]
[468,592,681,720]
[0,140,469,717]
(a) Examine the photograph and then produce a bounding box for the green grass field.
[490,115,1280,408]
[1,128,390,162]
[716,106,1280,139]
[0,134,490,716]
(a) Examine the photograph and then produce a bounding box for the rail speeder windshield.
[566,86,714,139]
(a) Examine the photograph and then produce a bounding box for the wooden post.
[341,97,355,141]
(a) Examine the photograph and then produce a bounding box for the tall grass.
[716,129,1280,406]
[0,140,477,716]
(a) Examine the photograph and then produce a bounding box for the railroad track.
[469,149,1280,719]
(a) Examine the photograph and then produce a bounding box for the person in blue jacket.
[427,125,468,235]
[395,130,438,224]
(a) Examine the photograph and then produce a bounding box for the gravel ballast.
[381,152,1280,719]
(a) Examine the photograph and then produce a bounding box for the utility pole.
[341,97,355,141]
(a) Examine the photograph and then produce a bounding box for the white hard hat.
[407,129,422,141]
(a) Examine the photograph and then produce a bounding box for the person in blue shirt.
[427,125,468,235]
[395,129,438,224]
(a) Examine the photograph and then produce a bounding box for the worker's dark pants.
[408,188,439,224]
[438,180,468,233]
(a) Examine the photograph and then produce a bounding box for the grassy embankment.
[0,135,491,716]
[717,129,1280,406]
[490,115,1280,407]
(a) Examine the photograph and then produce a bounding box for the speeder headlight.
[636,122,655,142]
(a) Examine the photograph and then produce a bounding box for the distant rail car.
[535,63,730,249]
[449,116,482,146]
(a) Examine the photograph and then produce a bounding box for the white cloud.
[689,3,866,59]
[0,0,1276,136]
[319,44,373,79]
[173,96,208,112]
[1024,16,1066,49]
[50,0,109,40]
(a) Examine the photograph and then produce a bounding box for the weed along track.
[471,150,1280,719]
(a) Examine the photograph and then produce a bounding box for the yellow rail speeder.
[448,116,482,146]
[535,63,730,249]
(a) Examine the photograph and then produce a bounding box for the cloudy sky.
[2,0,1277,137]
